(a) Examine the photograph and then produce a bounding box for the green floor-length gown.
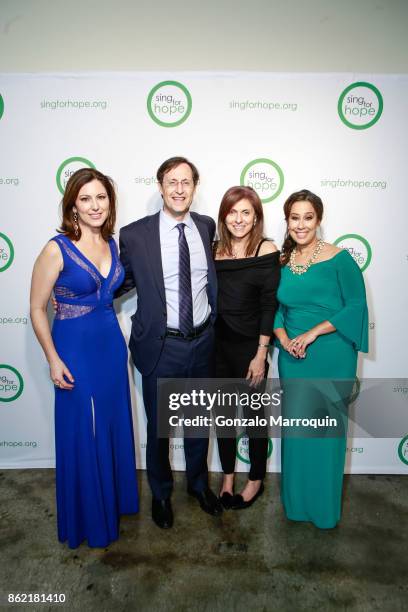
[274,249,368,528]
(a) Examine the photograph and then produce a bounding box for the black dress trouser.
[214,318,268,481]
[142,325,215,500]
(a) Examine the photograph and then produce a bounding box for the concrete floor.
[0,470,407,612]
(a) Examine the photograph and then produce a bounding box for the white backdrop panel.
[0,72,406,473]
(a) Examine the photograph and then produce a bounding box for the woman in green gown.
[273,189,368,529]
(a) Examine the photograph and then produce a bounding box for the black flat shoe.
[231,483,265,510]
[152,497,173,529]
[219,491,234,510]
[188,487,223,516]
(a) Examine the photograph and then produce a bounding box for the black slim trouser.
[215,319,268,481]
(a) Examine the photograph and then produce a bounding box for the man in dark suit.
[118,157,222,528]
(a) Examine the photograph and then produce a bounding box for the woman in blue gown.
[30,168,138,548]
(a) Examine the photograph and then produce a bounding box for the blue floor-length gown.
[51,234,139,548]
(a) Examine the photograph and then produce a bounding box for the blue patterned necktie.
[176,223,193,335]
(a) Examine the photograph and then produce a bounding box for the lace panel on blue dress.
[55,302,95,320]
[108,260,122,294]
[54,286,78,299]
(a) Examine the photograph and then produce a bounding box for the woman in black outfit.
[214,186,280,509]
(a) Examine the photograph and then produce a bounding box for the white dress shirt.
[159,209,211,329]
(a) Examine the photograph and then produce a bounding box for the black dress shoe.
[231,482,265,510]
[152,498,173,529]
[187,487,223,516]
[219,491,234,510]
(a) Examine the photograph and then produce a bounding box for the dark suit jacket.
[117,211,217,377]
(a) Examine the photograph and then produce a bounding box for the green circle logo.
[398,435,408,466]
[56,157,96,195]
[0,233,14,272]
[0,94,4,121]
[240,158,284,203]
[338,82,383,130]
[236,433,273,464]
[0,365,24,402]
[147,80,192,127]
[334,234,372,271]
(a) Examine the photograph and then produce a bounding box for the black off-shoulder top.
[214,243,281,338]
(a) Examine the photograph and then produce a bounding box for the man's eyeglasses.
[163,180,194,189]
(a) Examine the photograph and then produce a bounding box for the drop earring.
[73,211,79,238]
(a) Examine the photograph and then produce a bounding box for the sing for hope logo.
[147,81,192,127]
[236,433,273,464]
[0,233,14,272]
[56,157,96,195]
[338,82,383,130]
[240,158,284,203]
[398,435,408,466]
[334,234,372,272]
[0,365,24,402]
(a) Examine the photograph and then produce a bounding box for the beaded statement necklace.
[289,239,325,275]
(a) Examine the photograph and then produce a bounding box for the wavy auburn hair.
[281,189,324,266]
[216,186,264,258]
[58,168,117,241]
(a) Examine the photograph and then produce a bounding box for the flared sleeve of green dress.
[328,251,369,352]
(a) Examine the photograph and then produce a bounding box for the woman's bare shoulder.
[258,240,278,255]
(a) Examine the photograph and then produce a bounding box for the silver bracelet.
[258,343,270,348]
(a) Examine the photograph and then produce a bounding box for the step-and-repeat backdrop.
[0,72,407,473]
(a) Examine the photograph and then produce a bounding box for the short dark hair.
[58,168,117,241]
[156,157,200,186]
